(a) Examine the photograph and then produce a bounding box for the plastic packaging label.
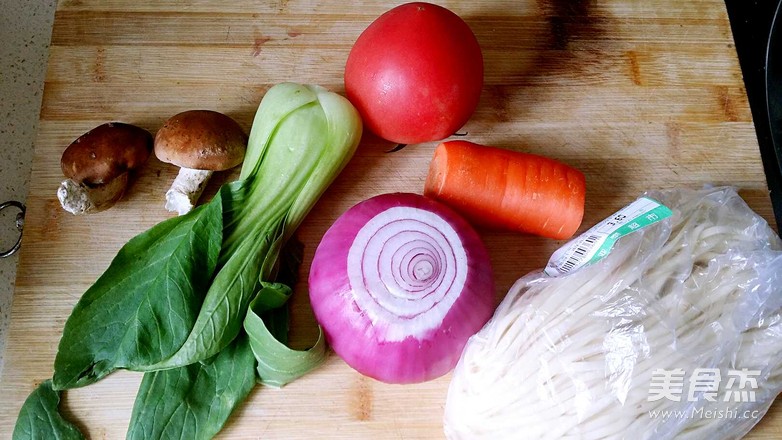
[544,197,673,277]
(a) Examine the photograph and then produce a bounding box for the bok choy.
[13,83,362,439]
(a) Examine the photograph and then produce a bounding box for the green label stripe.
[588,202,673,265]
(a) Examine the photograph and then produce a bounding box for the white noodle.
[444,187,782,440]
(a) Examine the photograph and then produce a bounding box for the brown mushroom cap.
[60,122,153,186]
[154,110,248,171]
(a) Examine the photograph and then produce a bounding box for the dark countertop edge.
[725,0,782,233]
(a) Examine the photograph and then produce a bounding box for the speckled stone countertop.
[0,0,56,376]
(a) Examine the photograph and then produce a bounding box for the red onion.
[308,193,494,384]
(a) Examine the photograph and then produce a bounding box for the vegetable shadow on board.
[56,390,89,440]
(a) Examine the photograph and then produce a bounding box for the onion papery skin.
[309,193,494,384]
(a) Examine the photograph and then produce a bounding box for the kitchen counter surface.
[0,0,56,376]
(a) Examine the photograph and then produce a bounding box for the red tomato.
[344,2,484,145]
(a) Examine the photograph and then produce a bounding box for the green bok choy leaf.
[12,380,84,440]
[15,83,362,439]
[53,82,360,384]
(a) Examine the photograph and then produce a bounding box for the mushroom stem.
[57,174,129,215]
[165,167,213,215]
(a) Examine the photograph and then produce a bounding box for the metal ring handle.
[0,200,25,258]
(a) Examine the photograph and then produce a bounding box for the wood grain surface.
[1,0,780,438]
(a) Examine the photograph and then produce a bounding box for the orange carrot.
[424,140,586,240]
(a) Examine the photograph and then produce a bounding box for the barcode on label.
[559,234,601,274]
[544,196,673,277]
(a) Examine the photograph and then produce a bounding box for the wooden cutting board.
[1,0,781,438]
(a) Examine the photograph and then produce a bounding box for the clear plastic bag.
[444,187,782,440]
